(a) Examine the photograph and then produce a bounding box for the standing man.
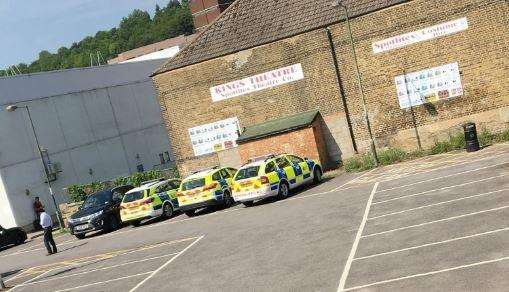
[40,208,57,255]
[33,197,44,230]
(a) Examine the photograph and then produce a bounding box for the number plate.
[75,224,88,231]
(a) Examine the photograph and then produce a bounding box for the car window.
[157,183,170,193]
[220,169,230,179]
[212,171,221,181]
[83,190,112,208]
[227,168,237,176]
[112,191,123,201]
[275,157,291,168]
[181,178,205,191]
[288,155,304,164]
[265,162,277,173]
[123,191,145,203]
[168,180,180,190]
[234,166,260,180]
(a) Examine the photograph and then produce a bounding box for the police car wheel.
[278,182,289,199]
[162,203,173,218]
[313,168,322,184]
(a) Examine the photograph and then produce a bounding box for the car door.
[219,168,234,190]
[166,180,181,208]
[264,161,280,192]
[275,156,298,188]
[288,155,312,184]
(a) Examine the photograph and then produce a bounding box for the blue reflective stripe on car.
[306,160,315,170]
[303,173,311,179]
[289,178,297,184]
[270,184,278,191]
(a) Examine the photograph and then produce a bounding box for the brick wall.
[237,121,327,168]
[154,0,509,173]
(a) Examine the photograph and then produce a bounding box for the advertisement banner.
[210,64,304,102]
[373,17,468,53]
[395,62,463,109]
[188,117,240,156]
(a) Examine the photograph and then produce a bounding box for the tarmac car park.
[0,224,27,248]
[232,154,322,206]
[120,179,181,226]
[177,166,237,217]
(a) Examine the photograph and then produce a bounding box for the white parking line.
[337,182,379,292]
[362,205,509,238]
[54,271,153,292]
[355,226,509,261]
[368,189,509,220]
[14,252,179,288]
[373,174,507,205]
[129,235,205,292]
[377,161,508,193]
[1,238,77,258]
[342,256,509,291]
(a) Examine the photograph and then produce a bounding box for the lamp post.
[332,0,379,166]
[5,104,64,230]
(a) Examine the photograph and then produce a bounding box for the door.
[288,155,311,184]
[275,156,298,188]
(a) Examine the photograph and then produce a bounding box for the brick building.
[189,0,233,30]
[152,0,509,176]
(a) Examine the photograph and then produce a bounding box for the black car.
[68,185,133,239]
[0,225,27,248]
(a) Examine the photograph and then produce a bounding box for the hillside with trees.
[0,0,193,77]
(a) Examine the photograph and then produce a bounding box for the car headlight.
[68,218,77,224]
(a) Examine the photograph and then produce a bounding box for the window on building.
[159,153,165,165]
[137,164,144,172]
[164,151,171,162]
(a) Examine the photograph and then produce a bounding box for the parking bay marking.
[342,255,509,291]
[368,188,509,220]
[376,161,509,194]
[362,205,509,238]
[355,226,509,261]
[129,235,205,292]
[54,271,154,292]
[373,174,507,205]
[337,182,379,292]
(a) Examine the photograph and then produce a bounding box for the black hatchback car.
[0,225,27,248]
[68,185,133,239]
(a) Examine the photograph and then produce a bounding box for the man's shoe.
[46,253,53,256]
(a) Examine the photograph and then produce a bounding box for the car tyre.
[278,182,290,200]
[132,220,141,227]
[162,203,173,219]
[313,167,322,184]
[16,232,26,245]
[184,210,196,217]
[75,233,86,240]
[223,190,233,208]
[106,215,119,232]
[242,201,254,207]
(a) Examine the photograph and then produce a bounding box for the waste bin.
[463,122,480,152]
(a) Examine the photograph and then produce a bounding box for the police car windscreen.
[182,178,206,191]
[123,191,145,203]
[234,166,260,181]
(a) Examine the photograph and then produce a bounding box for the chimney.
[189,0,233,30]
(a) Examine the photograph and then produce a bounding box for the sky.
[0,0,173,68]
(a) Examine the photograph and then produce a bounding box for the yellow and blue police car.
[177,166,237,217]
[120,178,181,226]
[232,154,322,206]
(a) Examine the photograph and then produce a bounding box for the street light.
[5,104,64,230]
[331,0,379,167]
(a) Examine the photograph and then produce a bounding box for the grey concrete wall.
[0,80,173,228]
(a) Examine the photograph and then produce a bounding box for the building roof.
[0,59,165,106]
[237,110,320,143]
[154,0,406,75]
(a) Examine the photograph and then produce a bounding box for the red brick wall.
[238,121,328,168]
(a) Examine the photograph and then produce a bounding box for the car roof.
[184,168,218,180]
[239,160,267,169]
[125,179,176,194]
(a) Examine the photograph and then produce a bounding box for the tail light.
[260,176,269,184]
[120,205,126,210]
[203,182,218,191]
[142,197,154,205]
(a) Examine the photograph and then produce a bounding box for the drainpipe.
[326,27,358,153]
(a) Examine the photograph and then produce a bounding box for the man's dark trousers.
[43,227,57,254]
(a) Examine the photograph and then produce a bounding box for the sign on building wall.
[395,62,463,109]
[373,17,469,53]
[188,117,240,156]
[210,64,304,102]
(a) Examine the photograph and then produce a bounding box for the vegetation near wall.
[66,167,179,203]
[0,0,193,76]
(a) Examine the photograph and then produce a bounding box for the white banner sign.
[373,17,468,53]
[188,117,240,156]
[395,62,463,109]
[210,64,304,102]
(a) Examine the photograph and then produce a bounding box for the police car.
[232,154,322,206]
[120,179,181,226]
[177,166,237,217]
